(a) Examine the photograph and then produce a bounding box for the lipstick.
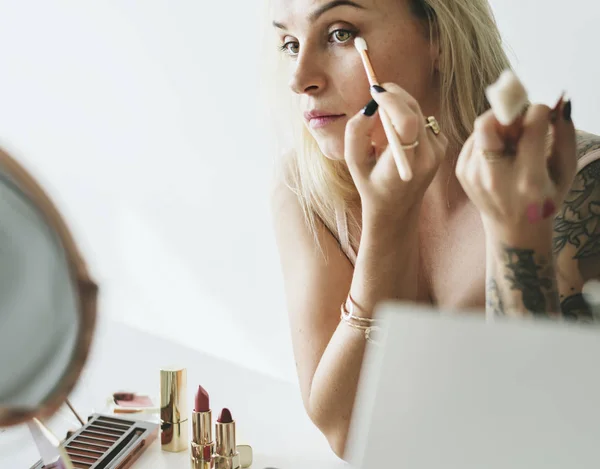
[213,408,241,469]
[191,385,214,469]
[160,366,188,452]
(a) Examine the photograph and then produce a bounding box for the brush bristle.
[354,37,368,52]
[485,69,528,126]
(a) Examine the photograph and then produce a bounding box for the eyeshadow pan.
[30,414,158,469]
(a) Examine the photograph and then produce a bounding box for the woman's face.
[272,0,439,160]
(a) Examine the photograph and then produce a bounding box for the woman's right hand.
[344,83,448,223]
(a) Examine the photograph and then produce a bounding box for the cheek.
[335,53,372,111]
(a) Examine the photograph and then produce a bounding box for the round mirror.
[0,146,98,427]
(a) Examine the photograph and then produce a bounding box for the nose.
[288,51,327,95]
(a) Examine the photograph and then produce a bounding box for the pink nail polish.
[527,203,542,223]
[542,199,556,218]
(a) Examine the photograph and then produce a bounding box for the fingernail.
[549,93,564,123]
[362,99,379,116]
[542,198,556,219]
[527,203,542,223]
[370,85,386,93]
[563,99,572,121]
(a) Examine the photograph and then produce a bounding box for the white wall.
[489,0,599,134]
[0,1,597,385]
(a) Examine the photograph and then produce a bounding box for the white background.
[0,0,597,385]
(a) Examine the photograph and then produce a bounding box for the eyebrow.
[272,0,366,30]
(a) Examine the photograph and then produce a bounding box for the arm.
[485,156,600,319]
[553,155,600,320]
[272,180,419,458]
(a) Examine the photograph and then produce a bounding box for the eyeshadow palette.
[30,414,158,469]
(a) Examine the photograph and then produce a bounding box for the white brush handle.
[379,109,413,181]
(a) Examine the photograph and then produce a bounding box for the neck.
[423,141,469,215]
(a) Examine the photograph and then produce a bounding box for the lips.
[304,110,346,129]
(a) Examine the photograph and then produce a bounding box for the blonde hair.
[265,0,512,250]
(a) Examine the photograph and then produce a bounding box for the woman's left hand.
[456,101,577,246]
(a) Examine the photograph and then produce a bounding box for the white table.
[1,317,347,468]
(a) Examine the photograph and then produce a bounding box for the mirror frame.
[0,146,99,427]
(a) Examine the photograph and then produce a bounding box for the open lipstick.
[191,385,215,469]
[213,408,241,469]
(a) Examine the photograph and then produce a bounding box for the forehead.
[271,0,381,21]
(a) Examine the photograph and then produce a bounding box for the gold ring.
[425,116,441,135]
[401,140,419,150]
[480,149,506,161]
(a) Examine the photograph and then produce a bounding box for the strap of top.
[335,203,357,266]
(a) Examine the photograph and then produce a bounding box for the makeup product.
[160,366,188,452]
[30,414,158,469]
[113,406,161,414]
[113,392,154,408]
[485,69,529,153]
[213,408,240,469]
[354,36,413,181]
[29,418,74,469]
[236,444,254,468]
[191,385,215,469]
[111,392,159,414]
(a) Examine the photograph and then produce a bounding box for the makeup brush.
[354,37,413,181]
[485,69,529,153]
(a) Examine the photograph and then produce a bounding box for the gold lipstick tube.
[191,410,214,469]
[160,366,188,452]
[213,419,240,469]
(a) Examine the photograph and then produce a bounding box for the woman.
[269,0,600,458]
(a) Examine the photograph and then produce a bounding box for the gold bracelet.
[340,302,382,345]
[342,295,376,324]
[341,317,382,345]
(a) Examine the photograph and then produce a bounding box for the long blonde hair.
[264,0,512,249]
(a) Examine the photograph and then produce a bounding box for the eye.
[329,29,355,44]
[279,40,300,56]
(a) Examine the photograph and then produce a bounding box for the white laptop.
[346,302,600,469]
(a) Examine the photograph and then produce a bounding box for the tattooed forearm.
[500,246,560,316]
[560,292,593,322]
[486,277,504,316]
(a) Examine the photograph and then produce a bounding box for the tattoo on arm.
[486,278,504,316]
[552,138,600,321]
[560,292,593,322]
[575,131,600,157]
[501,247,559,316]
[553,159,600,264]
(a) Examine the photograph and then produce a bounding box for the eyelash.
[279,28,357,57]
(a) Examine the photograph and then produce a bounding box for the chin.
[313,137,345,162]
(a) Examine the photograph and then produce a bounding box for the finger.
[455,134,476,186]
[473,110,506,154]
[519,104,551,163]
[517,104,552,198]
[370,82,421,146]
[549,99,577,190]
[344,99,380,174]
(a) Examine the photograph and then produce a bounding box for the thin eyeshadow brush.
[354,37,413,181]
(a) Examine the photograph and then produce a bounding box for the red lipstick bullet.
[191,385,214,469]
[213,408,240,469]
